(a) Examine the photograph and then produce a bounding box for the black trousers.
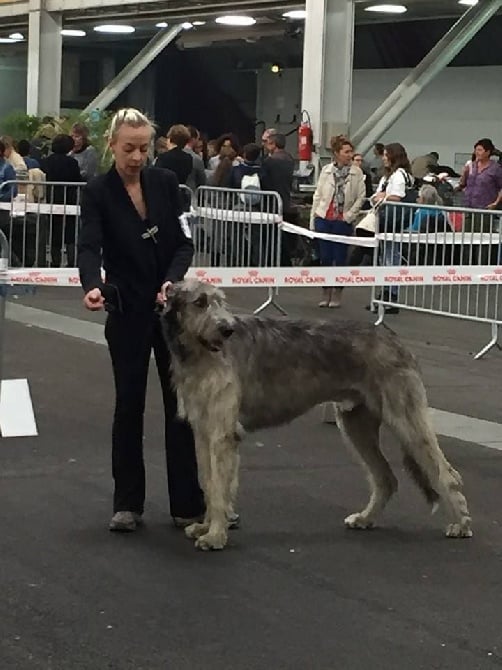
[105,311,204,518]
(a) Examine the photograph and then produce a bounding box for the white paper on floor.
[0,379,38,437]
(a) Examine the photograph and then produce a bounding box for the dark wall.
[154,44,256,144]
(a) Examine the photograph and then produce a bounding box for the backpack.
[240,171,262,206]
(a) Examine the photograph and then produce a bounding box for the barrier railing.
[370,201,502,359]
[0,179,86,268]
[2,180,502,358]
[195,185,285,314]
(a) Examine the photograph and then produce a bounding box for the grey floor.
[1,285,502,670]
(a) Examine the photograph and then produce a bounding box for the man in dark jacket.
[262,133,295,214]
[155,125,193,186]
[262,133,296,264]
[41,134,82,266]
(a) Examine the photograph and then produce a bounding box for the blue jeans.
[381,243,401,300]
[314,217,352,267]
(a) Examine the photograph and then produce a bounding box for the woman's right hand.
[83,288,104,311]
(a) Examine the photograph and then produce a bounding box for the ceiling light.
[282,10,307,19]
[156,22,168,28]
[215,15,256,26]
[458,0,478,5]
[0,37,16,43]
[364,4,408,13]
[9,32,24,40]
[182,22,193,30]
[93,24,135,34]
[192,21,206,26]
[61,29,86,37]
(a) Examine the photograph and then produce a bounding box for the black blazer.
[155,147,193,185]
[77,165,193,313]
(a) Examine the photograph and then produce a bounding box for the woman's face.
[383,150,391,168]
[71,132,84,151]
[110,124,151,178]
[335,144,354,166]
[195,138,204,155]
[474,144,491,162]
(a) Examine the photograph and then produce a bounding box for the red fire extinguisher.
[298,110,313,162]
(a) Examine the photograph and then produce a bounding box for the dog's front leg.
[195,433,237,551]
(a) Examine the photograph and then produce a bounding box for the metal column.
[301,0,355,148]
[26,0,62,116]
[353,0,502,156]
[83,24,184,115]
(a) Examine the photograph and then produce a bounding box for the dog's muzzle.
[198,322,234,353]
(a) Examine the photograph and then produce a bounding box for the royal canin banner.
[2,266,502,288]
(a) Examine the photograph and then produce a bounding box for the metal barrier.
[195,186,285,314]
[371,201,502,359]
[0,180,86,268]
[0,228,9,393]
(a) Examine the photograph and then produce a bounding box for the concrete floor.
[1,285,502,669]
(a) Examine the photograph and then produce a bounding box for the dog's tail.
[402,453,440,511]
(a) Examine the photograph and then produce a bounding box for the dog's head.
[161,279,235,353]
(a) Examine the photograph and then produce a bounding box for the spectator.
[372,142,415,313]
[155,124,193,185]
[261,133,296,265]
[310,135,365,308]
[0,139,18,202]
[17,139,40,169]
[410,184,447,233]
[208,134,241,170]
[0,139,18,259]
[459,138,502,228]
[411,151,439,180]
[0,135,27,175]
[69,122,99,181]
[230,142,262,192]
[261,127,277,159]
[369,143,385,183]
[209,146,237,188]
[41,134,82,267]
[353,153,374,203]
[154,136,168,162]
[184,125,207,190]
[458,138,502,264]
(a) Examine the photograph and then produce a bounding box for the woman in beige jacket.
[310,135,365,307]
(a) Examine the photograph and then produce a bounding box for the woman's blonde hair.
[107,108,155,142]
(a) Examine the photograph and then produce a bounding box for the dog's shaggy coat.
[161,279,472,550]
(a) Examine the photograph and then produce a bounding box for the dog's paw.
[185,522,209,539]
[195,529,228,551]
[445,520,473,538]
[344,513,374,530]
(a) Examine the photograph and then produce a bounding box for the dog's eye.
[193,295,208,308]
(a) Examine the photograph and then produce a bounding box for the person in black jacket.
[155,124,193,186]
[41,134,82,266]
[77,108,204,533]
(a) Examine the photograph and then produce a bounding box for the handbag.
[355,209,377,233]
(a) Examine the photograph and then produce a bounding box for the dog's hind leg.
[382,372,472,538]
[336,404,398,530]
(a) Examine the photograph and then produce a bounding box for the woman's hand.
[373,191,386,203]
[486,202,499,210]
[83,288,104,311]
[156,281,173,305]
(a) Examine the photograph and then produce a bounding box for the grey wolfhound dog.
[161,279,472,551]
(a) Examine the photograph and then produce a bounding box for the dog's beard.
[198,335,224,352]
